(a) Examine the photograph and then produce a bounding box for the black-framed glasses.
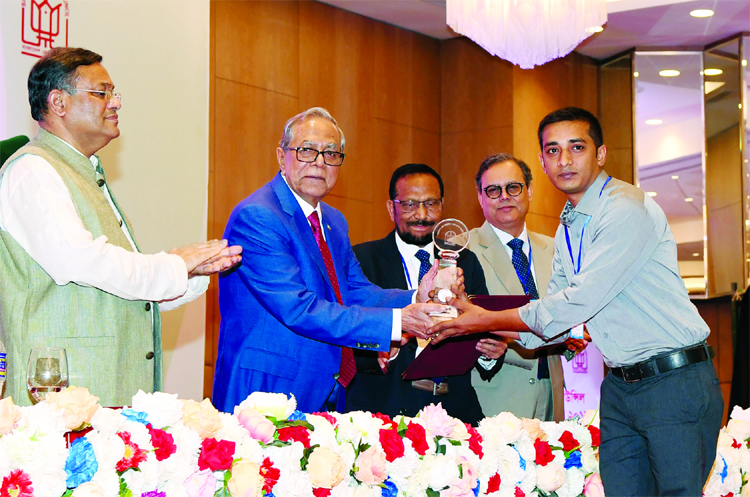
[483,182,525,199]
[285,147,346,166]
[392,198,443,213]
[64,87,122,102]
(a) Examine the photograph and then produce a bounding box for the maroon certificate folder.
[401,295,532,380]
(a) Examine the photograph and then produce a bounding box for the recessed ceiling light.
[659,70,680,77]
[692,253,700,257]
[647,192,657,197]
[690,9,714,18]
[743,60,748,67]
[671,175,679,180]
[705,81,726,94]
[685,197,694,202]
[645,119,662,125]
[634,71,639,77]
[704,68,723,76]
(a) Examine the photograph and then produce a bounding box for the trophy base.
[430,305,458,322]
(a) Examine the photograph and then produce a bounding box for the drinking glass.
[27,347,69,403]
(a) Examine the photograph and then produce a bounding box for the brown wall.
[205,0,615,398]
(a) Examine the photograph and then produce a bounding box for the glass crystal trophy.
[431,219,470,320]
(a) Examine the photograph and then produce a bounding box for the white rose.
[131,390,184,429]
[237,392,296,420]
[536,462,566,492]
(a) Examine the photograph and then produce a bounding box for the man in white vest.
[0,47,241,406]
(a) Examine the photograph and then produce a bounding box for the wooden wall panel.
[599,56,634,185]
[373,23,441,133]
[441,127,514,230]
[214,1,299,96]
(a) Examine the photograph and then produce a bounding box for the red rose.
[198,438,236,471]
[311,412,338,428]
[514,487,525,497]
[146,424,177,461]
[534,438,555,466]
[374,413,397,430]
[260,457,280,494]
[466,423,483,458]
[587,425,601,448]
[313,488,331,497]
[487,473,501,494]
[379,428,405,462]
[277,425,311,448]
[559,430,580,452]
[405,422,429,455]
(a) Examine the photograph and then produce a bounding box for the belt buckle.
[621,367,641,383]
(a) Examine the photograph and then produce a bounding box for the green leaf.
[118,477,133,497]
[436,443,446,456]
[448,439,462,446]
[300,444,320,471]
[62,490,73,497]
[277,419,315,431]
[397,417,408,436]
[426,488,441,497]
[266,439,292,448]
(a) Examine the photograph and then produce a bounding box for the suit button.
[97,179,105,187]
[356,343,362,348]
[333,373,340,380]
[146,352,155,360]
[145,303,151,311]
[529,378,536,384]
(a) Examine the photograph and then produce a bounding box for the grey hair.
[279,107,345,151]
[475,153,533,190]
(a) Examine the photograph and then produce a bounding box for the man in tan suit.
[468,153,564,421]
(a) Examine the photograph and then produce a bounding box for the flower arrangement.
[705,405,750,496]
[0,388,603,497]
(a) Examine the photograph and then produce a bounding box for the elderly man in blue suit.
[213,107,444,413]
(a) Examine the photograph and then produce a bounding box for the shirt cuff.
[476,356,497,370]
[392,309,401,341]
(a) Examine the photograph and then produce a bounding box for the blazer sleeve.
[226,203,410,351]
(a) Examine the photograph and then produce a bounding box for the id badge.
[571,323,585,339]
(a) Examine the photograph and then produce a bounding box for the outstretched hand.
[415,262,439,303]
[402,302,451,339]
[427,297,492,344]
[169,239,243,276]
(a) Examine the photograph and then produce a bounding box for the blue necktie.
[507,238,539,299]
[415,249,431,285]
[508,238,548,378]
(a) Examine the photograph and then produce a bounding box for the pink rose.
[354,446,387,485]
[228,460,264,497]
[306,447,347,489]
[0,397,21,435]
[536,463,566,493]
[237,408,275,444]
[45,387,100,431]
[583,473,605,497]
[182,399,223,438]
[184,469,218,497]
[419,403,454,437]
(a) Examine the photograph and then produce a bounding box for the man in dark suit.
[345,164,506,425]
[213,109,443,414]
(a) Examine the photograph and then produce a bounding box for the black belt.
[610,343,710,383]
[411,379,449,395]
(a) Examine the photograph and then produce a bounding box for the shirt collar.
[489,223,529,247]
[560,170,610,225]
[281,173,322,221]
[394,230,434,261]
[48,133,99,169]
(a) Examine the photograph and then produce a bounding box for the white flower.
[730,406,750,423]
[85,430,126,471]
[307,413,340,449]
[428,454,460,490]
[89,407,125,434]
[17,402,67,434]
[122,468,146,496]
[536,462,566,492]
[26,466,67,497]
[71,482,106,497]
[237,392,296,420]
[556,467,585,497]
[89,469,121,497]
[131,390,184,429]
[158,423,202,483]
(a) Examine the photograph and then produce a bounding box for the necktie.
[308,211,356,387]
[508,238,548,378]
[415,249,431,285]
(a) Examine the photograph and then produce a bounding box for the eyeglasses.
[285,147,345,167]
[483,182,526,199]
[64,87,122,102]
[392,199,443,213]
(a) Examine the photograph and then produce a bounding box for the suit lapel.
[476,222,525,295]
[271,173,332,289]
[382,231,409,290]
[528,231,553,298]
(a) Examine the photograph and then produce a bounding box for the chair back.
[0,135,30,166]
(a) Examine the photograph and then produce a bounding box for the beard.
[396,220,435,247]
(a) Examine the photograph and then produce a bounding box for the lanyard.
[564,176,612,275]
[400,252,415,289]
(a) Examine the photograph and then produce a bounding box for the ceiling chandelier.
[446,0,608,69]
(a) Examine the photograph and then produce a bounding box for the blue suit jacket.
[213,173,413,413]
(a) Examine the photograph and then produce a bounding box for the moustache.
[407,220,436,228]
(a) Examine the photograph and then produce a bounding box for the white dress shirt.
[490,223,538,283]
[0,135,207,311]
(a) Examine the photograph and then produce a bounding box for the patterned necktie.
[507,238,539,299]
[308,211,356,387]
[507,238,548,378]
[415,249,431,285]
